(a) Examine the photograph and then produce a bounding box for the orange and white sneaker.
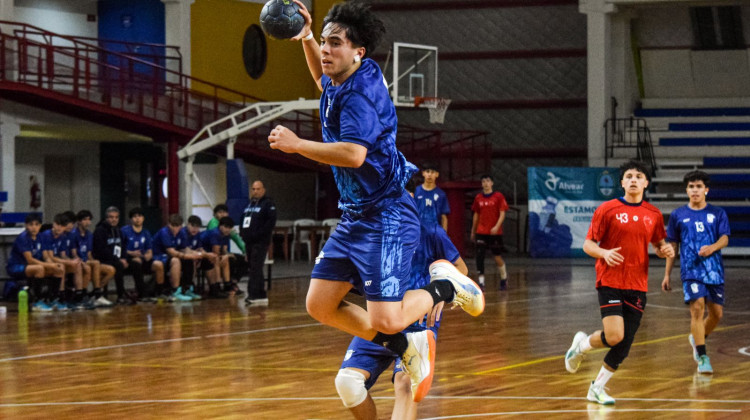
[401,330,436,402]
[429,259,485,316]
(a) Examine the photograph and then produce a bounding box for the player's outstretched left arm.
[269,125,367,167]
[653,239,675,259]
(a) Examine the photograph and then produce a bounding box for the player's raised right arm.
[292,0,323,91]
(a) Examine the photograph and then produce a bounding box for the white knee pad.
[335,368,368,408]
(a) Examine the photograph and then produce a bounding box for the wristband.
[302,32,313,41]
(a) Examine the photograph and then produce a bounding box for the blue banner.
[528,167,623,257]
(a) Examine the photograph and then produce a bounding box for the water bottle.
[18,287,29,314]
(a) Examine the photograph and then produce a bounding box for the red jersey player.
[563,160,674,405]
[470,175,510,290]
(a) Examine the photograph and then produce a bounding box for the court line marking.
[740,346,750,357]
[1,395,748,408]
[0,323,321,363]
[421,408,742,419]
[476,323,748,375]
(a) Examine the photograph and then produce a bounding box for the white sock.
[593,366,614,388]
[499,264,507,279]
[580,335,593,353]
[478,274,485,285]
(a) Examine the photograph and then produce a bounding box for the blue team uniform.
[181,227,203,251]
[414,185,450,228]
[201,228,229,252]
[39,229,68,257]
[152,226,186,264]
[667,204,730,304]
[71,228,94,262]
[311,58,419,302]
[121,225,154,257]
[6,230,45,278]
[340,224,461,388]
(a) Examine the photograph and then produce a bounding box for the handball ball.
[259,0,306,40]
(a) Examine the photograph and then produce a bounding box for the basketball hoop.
[415,96,451,124]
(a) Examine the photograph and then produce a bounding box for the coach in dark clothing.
[240,180,276,304]
[92,206,129,304]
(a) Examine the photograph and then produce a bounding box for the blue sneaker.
[689,334,699,362]
[172,287,192,302]
[184,286,202,300]
[429,259,485,316]
[51,299,70,312]
[32,301,54,312]
[697,355,713,374]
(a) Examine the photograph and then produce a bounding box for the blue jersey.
[39,229,68,256]
[200,228,229,252]
[181,227,203,250]
[71,228,93,261]
[414,185,450,228]
[320,58,417,216]
[152,226,187,256]
[667,204,730,285]
[121,225,153,253]
[7,230,44,266]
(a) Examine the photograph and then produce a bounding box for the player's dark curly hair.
[619,159,651,182]
[683,170,710,187]
[322,2,385,58]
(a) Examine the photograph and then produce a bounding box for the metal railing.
[397,127,491,182]
[604,117,656,176]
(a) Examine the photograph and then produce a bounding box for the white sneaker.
[400,330,436,402]
[565,331,588,373]
[94,296,114,307]
[478,274,486,288]
[429,260,485,316]
[587,382,615,405]
[688,334,699,363]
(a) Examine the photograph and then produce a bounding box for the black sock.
[75,289,85,302]
[92,288,102,298]
[371,332,408,356]
[420,280,455,305]
[697,344,707,357]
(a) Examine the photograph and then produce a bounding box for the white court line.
[2,394,748,408]
[648,303,750,315]
[422,408,742,419]
[0,323,321,363]
[740,346,750,357]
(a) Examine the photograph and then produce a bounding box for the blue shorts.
[340,323,435,389]
[153,254,169,265]
[311,192,420,302]
[683,280,725,306]
[6,264,27,279]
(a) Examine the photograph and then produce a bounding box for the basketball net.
[416,97,451,124]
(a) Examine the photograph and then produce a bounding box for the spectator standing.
[240,180,276,305]
[470,175,510,290]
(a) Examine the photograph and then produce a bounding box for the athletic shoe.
[401,330,436,402]
[244,297,268,306]
[587,381,615,405]
[184,286,202,300]
[697,355,713,374]
[478,274,486,291]
[94,296,114,308]
[429,259,485,317]
[688,334,699,363]
[138,296,157,303]
[51,299,70,312]
[171,287,192,302]
[32,301,54,312]
[565,331,589,373]
[116,296,136,306]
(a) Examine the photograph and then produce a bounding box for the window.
[691,6,745,50]
[242,24,267,79]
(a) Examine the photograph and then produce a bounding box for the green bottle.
[18,287,29,314]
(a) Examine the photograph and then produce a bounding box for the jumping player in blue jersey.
[662,170,730,374]
[268,1,484,402]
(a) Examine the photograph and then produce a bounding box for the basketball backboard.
[391,42,438,107]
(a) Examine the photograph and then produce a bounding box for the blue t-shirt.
[181,227,203,250]
[320,58,417,216]
[72,228,93,262]
[152,226,187,256]
[39,229,68,257]
[414,185,450,228]
[200,228,229,252]
[7,230,44,266]
[667,204,730,285]
[121,225,154,253]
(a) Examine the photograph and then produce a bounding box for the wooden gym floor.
[0,259,748,419]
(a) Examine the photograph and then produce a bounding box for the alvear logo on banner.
[545,172,585,194]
